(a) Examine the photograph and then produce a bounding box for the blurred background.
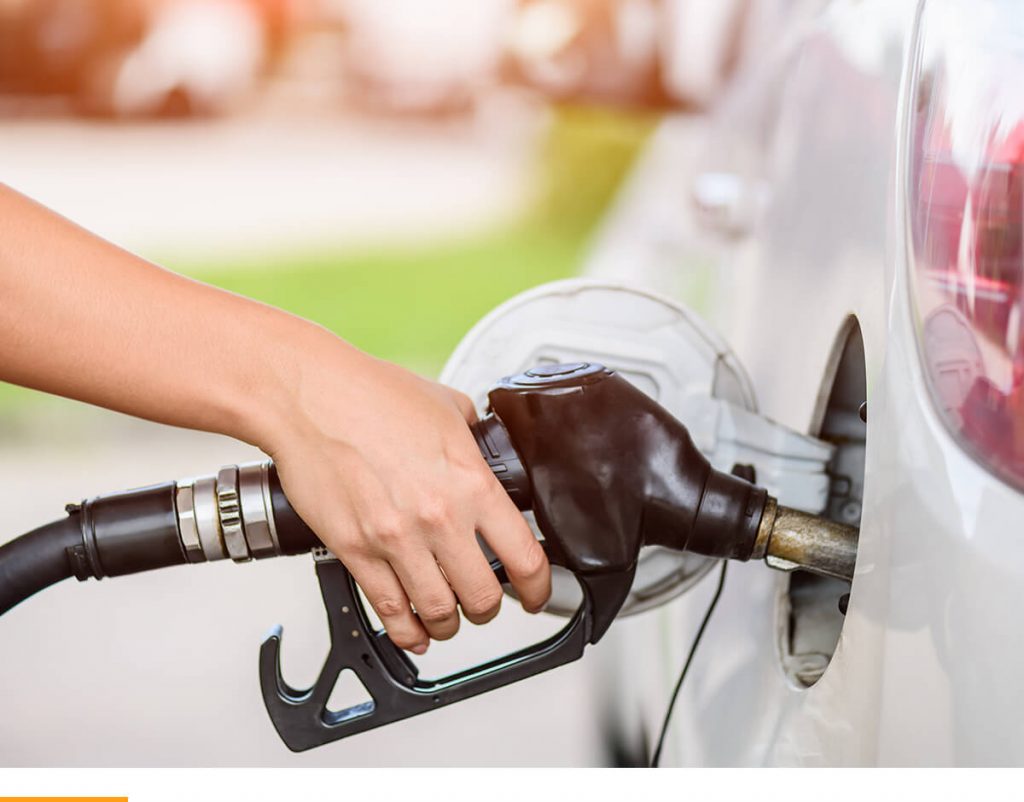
[0,0,797,766]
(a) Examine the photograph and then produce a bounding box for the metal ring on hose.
[259,461,282,555]
[192,475,226,562]
[175,484,206,564]
[238,461,278,560]
[217,466,250,563]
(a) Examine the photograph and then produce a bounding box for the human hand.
[258,326,551,654]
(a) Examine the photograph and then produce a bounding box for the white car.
[446,0,1024,766]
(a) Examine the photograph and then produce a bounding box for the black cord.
[650,560,728,768]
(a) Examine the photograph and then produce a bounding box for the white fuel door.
[441,279,833,617]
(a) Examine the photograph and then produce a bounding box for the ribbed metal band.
[217,466,250,563]
[175,461,286,565]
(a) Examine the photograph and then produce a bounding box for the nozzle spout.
[752,498,858,583]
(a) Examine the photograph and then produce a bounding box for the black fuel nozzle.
[479,362,769,572]
[478,363,857,585]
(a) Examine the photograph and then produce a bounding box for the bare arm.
[0,184,550,652]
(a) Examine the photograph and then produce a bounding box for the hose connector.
[174,461,284,564]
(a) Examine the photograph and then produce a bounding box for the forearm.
[0,183,343,448]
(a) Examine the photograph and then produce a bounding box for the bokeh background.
[0,0,794,766]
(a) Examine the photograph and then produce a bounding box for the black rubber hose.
[0,514,81,616]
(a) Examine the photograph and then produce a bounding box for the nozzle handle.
[259,548,634,752]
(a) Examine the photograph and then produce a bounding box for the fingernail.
[411,643,428,655]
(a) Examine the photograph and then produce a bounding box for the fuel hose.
[0,462,320,617]
[0,514,83,616]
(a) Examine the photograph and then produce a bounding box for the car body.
[579,0,1024,766]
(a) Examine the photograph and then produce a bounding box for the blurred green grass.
[191,225,583,377]
[188,105,655,375]
[0,105,655,419]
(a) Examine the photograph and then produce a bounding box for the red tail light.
[908,2,1024,489]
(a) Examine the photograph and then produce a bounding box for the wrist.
[232,308,365,457]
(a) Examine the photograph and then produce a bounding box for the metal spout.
[752,497,858,583]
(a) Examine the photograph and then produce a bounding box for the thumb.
[445,386,478,424]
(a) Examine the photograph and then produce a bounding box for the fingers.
[347,557,429,654]
[475,476,550,613]
[433,533,504,625]
[387,548,462,641]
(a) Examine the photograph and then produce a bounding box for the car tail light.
[907,1,1024,490]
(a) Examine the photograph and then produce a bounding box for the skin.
[0,184,551,654]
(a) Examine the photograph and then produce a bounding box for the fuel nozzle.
[480,362,857,584]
